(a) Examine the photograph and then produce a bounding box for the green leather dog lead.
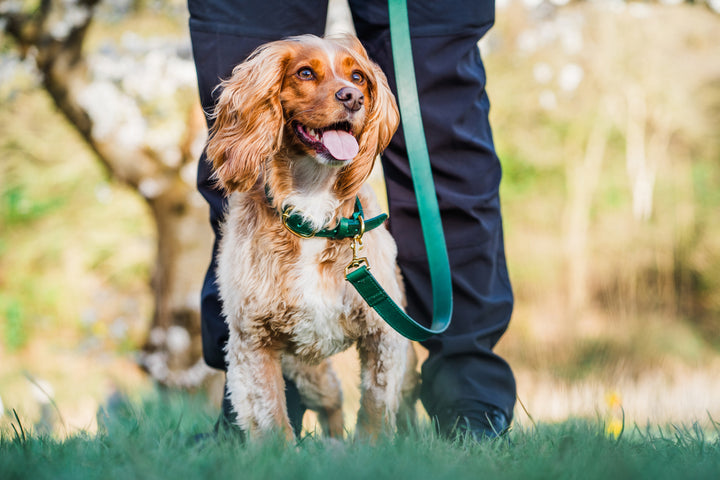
[344,0,454,341]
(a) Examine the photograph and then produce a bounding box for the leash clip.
[345,217,369,277]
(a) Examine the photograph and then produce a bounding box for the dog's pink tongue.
[321,130,359,161]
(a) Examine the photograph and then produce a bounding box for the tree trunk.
[139,176,218,388]
[2,0,221,389]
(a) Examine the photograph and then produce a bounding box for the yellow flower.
[604,390,624,439]
[605,418,623,439]
[605,391,622,409]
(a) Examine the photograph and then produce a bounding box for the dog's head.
[206,34,399,200]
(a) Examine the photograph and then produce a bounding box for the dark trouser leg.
[189,0,329,436]
[349,0,517,434]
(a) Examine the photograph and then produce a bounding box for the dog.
[205,34,418,441]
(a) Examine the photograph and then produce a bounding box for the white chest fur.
[288,238,356,360]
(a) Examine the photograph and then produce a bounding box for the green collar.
[266,187,388,239]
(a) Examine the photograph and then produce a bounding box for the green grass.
[1,2,720,459]
[1,392,719,480]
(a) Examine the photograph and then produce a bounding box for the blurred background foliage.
[490,0,720,369]
[1,0,719,436]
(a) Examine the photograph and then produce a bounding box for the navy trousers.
[189,0,517,427]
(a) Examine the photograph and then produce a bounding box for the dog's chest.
[284,239,362,359]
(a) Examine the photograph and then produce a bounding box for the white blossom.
[185,291,201,310]
[181,162,198,188]
[148,327,167,347]
[49,0,91,41]
[77,80,147,150]
[109,317,128,339]
[140,351,169,381]
[533,62,554,84]
[708,0,720,15]
[146,127,184,168]
[558,63,584,92]
[559,25,583,55]
[166,326,191,354]
[81,308,98,326]
[0,1,22,15]
[94,184,113,204]
[517,30,540,54]
[628,2,654,18]
[539,90,558,110]
[523,0,544,9]
[138,177,168,198]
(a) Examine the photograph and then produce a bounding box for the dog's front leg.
[356,329,409,439]
[225,330,294,441]
[281,355,344,438]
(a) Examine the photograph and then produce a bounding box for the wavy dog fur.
[205,34,418,440]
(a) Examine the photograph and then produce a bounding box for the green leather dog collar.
[282,197,387,239]
[267,188,388,240]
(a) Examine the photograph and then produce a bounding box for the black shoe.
[213,388,246,440]
[437,404,511,443]
[191,383,244,445]
[454,409,510,442]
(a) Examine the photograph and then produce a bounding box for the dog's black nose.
[335,87,364,112]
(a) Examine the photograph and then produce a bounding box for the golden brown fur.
[205,34,417,440]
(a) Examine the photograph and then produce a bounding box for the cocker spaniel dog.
[205,34,418,440]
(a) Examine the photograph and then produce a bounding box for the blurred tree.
[0,0,219,389]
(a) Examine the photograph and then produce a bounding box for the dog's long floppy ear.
[364,62,400,156]
[335,39,400,200]
[206,41,291,192]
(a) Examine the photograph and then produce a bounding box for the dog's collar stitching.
[264,185,388,239]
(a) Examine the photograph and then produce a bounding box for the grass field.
[2,2,720,476]
[1,391,719,480]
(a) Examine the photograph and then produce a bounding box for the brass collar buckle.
[281,207,316,238]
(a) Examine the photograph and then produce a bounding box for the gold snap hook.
[345,225,370,277]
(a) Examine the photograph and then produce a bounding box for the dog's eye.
[351,71,366,85]
[297,67,316,80]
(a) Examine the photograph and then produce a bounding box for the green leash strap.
[345,0,453,341]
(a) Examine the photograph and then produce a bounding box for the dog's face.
[206,35,399,199]
[280,39,372,167]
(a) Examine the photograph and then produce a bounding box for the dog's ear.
[206,42,291,192]
[366,63,400,155]
[335,57,400,200]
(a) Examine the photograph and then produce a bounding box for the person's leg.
[348,0,516,438]
[189,0,329,437]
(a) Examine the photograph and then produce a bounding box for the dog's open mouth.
[294,122,359,162]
